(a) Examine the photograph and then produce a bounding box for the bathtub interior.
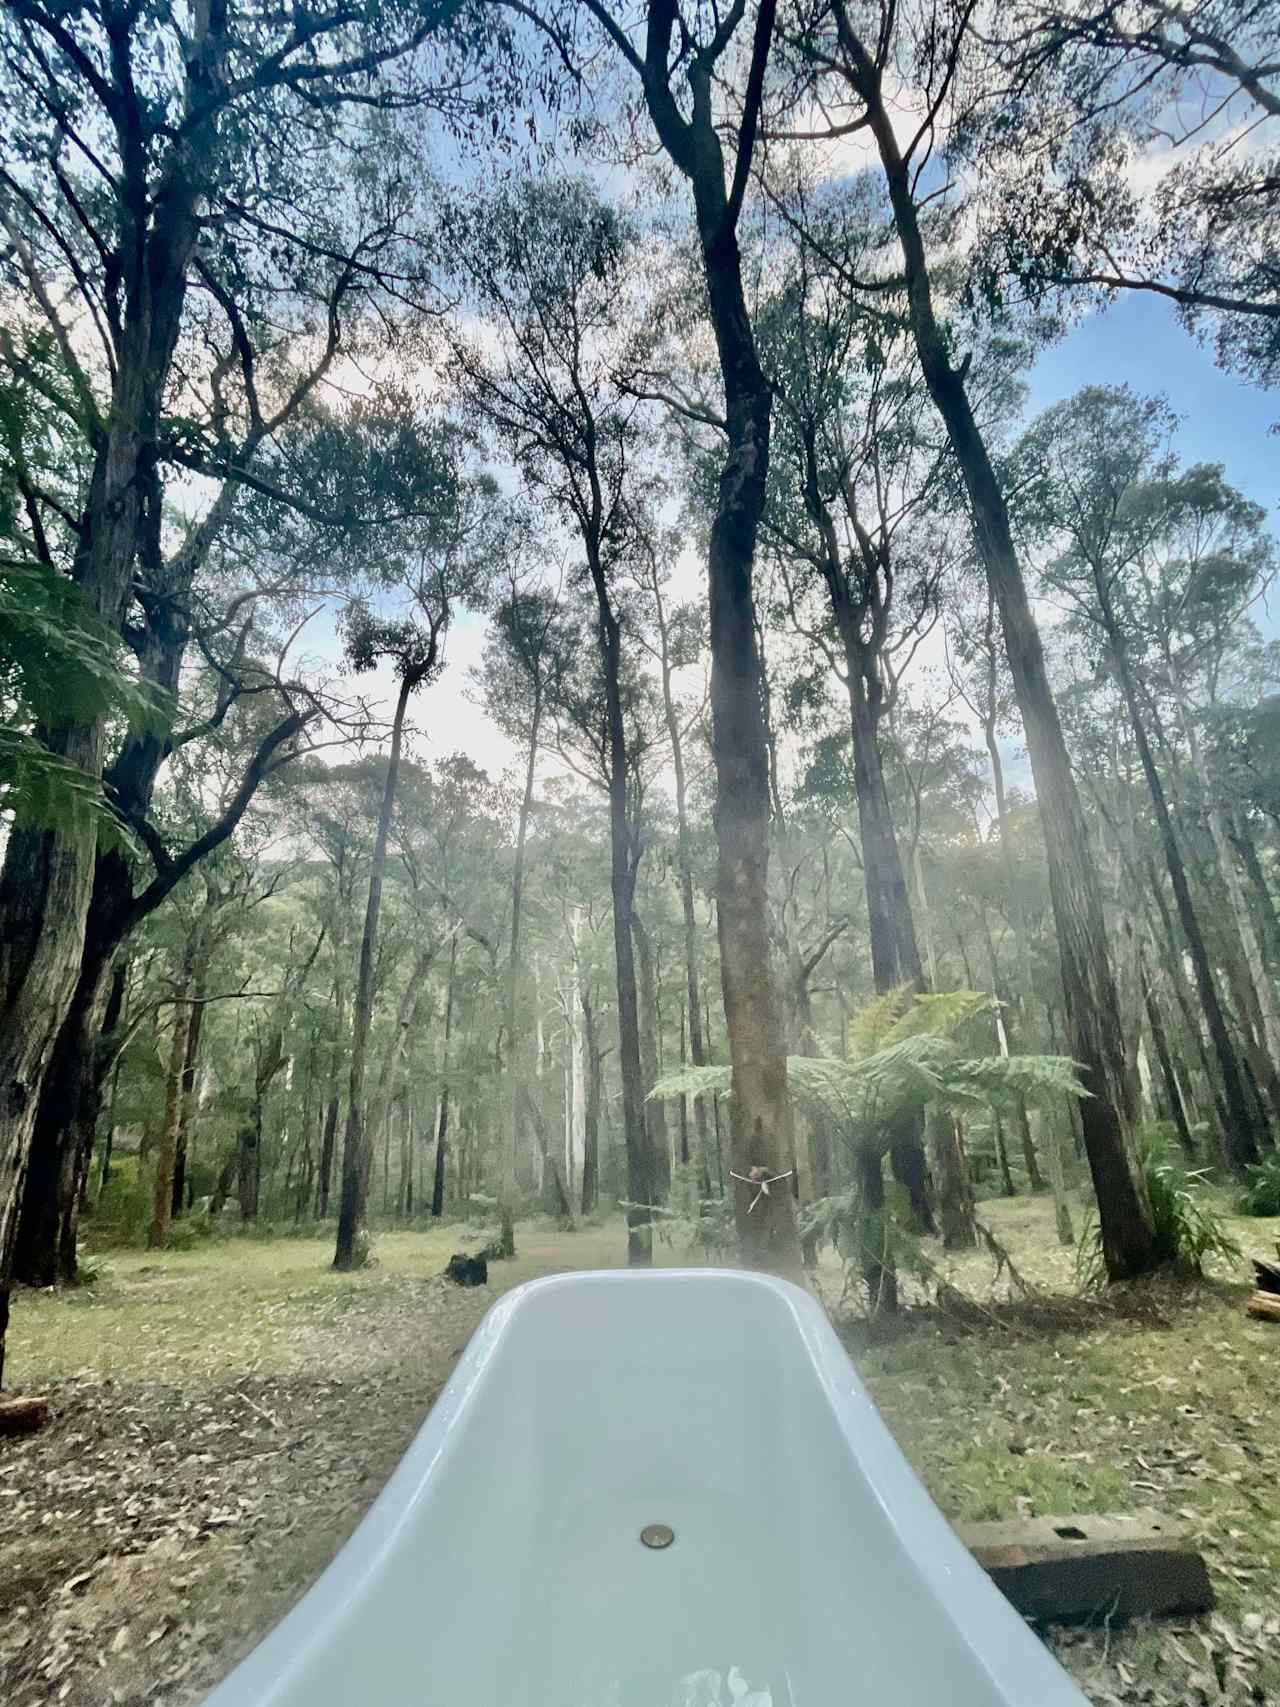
[213,1270,1080,1707]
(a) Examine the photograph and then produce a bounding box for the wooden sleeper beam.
[956,1509,1213,1623]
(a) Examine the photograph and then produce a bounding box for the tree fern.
[651,991,1087,1160]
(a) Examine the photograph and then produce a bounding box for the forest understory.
[1,1199,1278,1707]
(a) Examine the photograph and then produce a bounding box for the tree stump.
[444,1254,488,1287]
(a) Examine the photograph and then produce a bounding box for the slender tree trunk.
[499,688,543,1259]
[858,1150,897,1314]
[1185,714,1280,1121]
[982,637,1047,1191]
[582,534,656,1264]
[581,989,601,1216]
[820,569,936,1235]
[150,994,189,1250]
[1045,1107,1076,1246]
[335,673,415,1271]
[654,578,712,1184]
[992,1111,1016,1197]
[632,913,670,1201]
[173,948,207,1218]
[431,933,458,1219]
[928,1104,977,1250]
[521,1084,575,1229]
[1101,626,1263,1170]
[1141,951,1196,1158]
[846,32,1154,1277]
[1234,816,1280,970]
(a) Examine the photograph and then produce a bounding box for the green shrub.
[623,1164,734,1258]
[1079,1126,1240,1284]
[1239,1151,1280,1218]
[89,1154,153,1248]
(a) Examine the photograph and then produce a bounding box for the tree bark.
[992,1111,1017,1197]
[582,515,656,1263]
[981,622,1047,1192]
[431,932,458,1220]
[498,681,543,1259]
[857,1149,897,1314]
[150,994,189,1250]
[632,912,670,1200]
[335,672,415,1270]
[0,27,227,1380]
[580,987,601,1216]
[172,966,206,1218]
[838,20,1156,1278]
[636,0,802,1278]
[652,574,712,1184]
[929,1103,977,1250]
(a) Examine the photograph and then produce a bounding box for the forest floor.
[1,1199,1278,1707]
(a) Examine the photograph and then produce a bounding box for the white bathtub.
[204,1269,1086,1706]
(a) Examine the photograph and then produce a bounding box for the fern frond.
[847,983,914,1061]
[648,1064,732,1102]
[943,1054,1089,1109]
[882,990,996,1046]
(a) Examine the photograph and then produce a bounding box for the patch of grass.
[8,1196,1280,1707]
[853,1198,1280,1635]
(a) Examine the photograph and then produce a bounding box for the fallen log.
[1252,1257,1280,1296]
[0,1396,50,1437]
[956,1509,1212,1623]
[1247,1289,1280,1323]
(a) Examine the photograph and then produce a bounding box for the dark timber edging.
[956,1509,1214,1624]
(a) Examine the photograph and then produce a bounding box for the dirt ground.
[2,1200,1278,1706]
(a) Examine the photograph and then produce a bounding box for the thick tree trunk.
[847,35,1155,1278]
[335,673,415,1271]
[0,68,221,1379]
[639,17,802,1278]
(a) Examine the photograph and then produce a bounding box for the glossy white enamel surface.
[203,1268,1086,1706]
